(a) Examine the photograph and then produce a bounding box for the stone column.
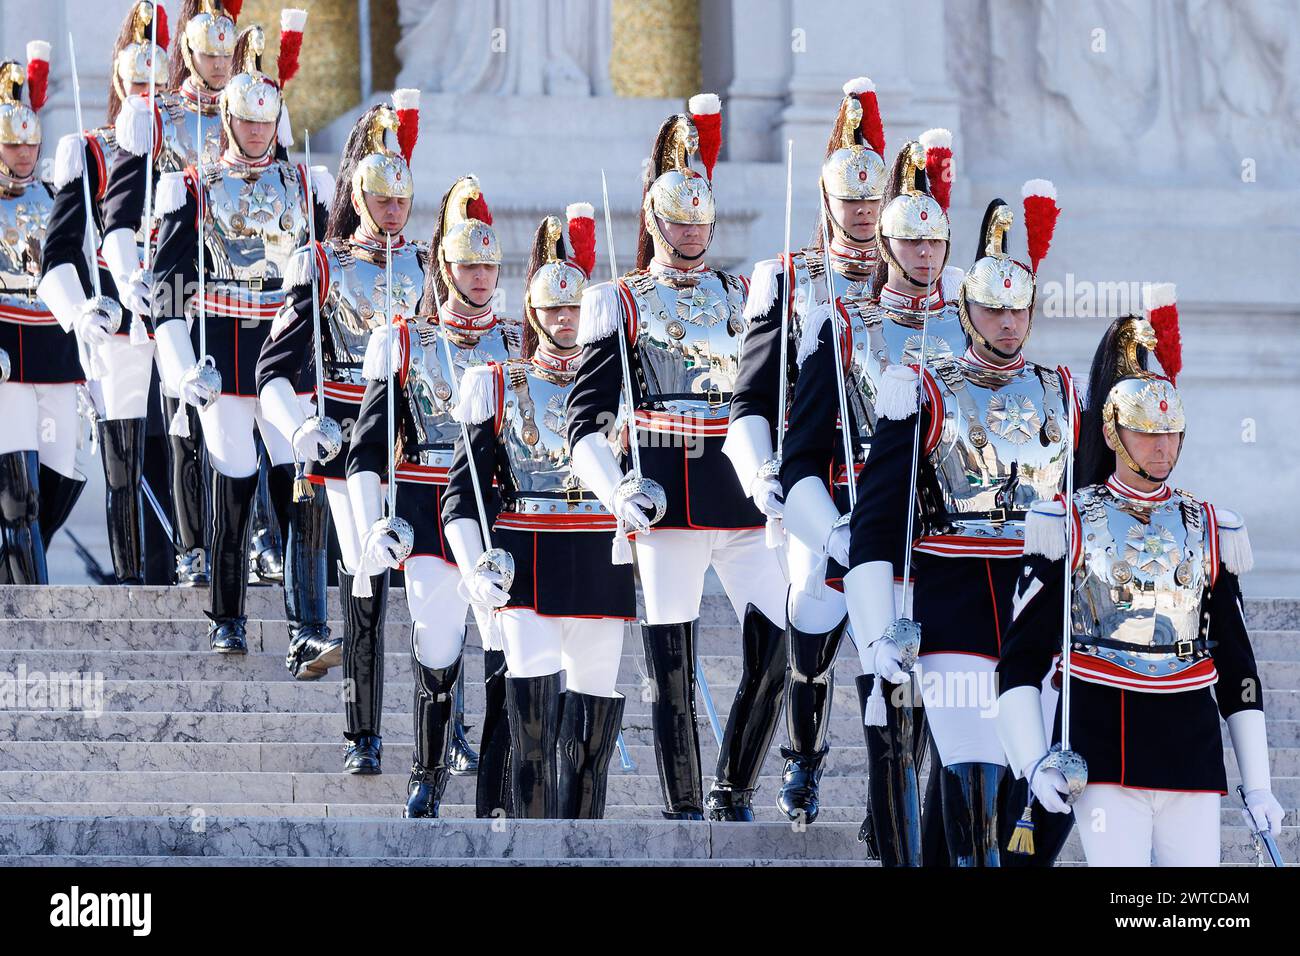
[609,0,700,98]
[724,0,791,163]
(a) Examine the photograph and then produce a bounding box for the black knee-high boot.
[920,729,950,866]
[856,673,923,866]
[558,691,626,819]
[1000,772,1074,866]
[504,672,562,818]
[777,616,847,824]
[340,565,388,774]
[405,651,461,818]
[98,418,146,584]
[642,621,704,820]
[939,762,1005,867]
[248,454,284,584]
[37,464,86,545]
[282,473,338,680]
[162,394,208,585]
[448,664,480,775]
[476,648,513,818]
[141,431,174,584]
[707,604,788,821]
[0,451,47,584]
[207,470,258,653]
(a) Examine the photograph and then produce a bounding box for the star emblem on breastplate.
[370,271,417,316]
[1122,523,1177,575]
[239,179,283,225]
[542,392,568,437]
[900,334,953,365]
[453,347,490,374]
[985,393,1041,444]
[676,285,727,327]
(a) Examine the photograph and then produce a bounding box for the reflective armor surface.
[155,91,223,174]
[1069,483,1217,691]
[201,161,309,283]
[921,357,1070,545]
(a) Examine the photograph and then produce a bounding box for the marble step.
[0,816,1292,864]
[5,741,1300,781]
[0,855,875,867]
[6,710,1298,748]
[4,770,1299,806]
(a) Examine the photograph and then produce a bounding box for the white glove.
[75,300,117,350]
[825,520,849,567]
[750,475,785,520]
[460,566,511,609]
[360,523,404,571]
[869,634,911,685]
[179,367,217,409]
[1026,761,1073,815]
[613,489,657,533]
[118,269,153,317]
[1243,788,1285,836]
[293,423,333,463]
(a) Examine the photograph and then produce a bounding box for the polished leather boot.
[448,665,479,775]
[940,762,1005,867]
[707,604,788,822]
[642,621,704,820]
[248,456,283,584]
[37,463,86,544]
[405,652,461,818]
[98,418,146,584]
[777,616,846,824]
[504,672,562,818]
[282,476,338,680]
[558,691,626,819]
[341,565,388,774]
[207,470,258,654]
[0,451,48,584]
[475,648,513,818]
[920,729,950,867]
[142,429,174,584]
[1000,772,1074,867]
[162,394,208,586]
[856,673,923,866]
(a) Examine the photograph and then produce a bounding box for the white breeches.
[786,536,850,634]
[497,609,625,698]
[198,394,301,478]
[93,336,156,420]
[0,382,80,478]
[324,479,362,575]
[1073,785,1221,867]
[635,527,788,627]
[914,653,1006,767]
[404,555,470,669]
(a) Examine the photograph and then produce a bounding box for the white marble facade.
[18,0,1300,593]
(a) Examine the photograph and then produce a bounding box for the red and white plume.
[1021,179,1060,275]
[153,2,171,52]
[467,182,492,226]
[392,88,419,165]
[222,0,244,21]
[1142,283,1182,385]
[688,92,721,182]
[918,127,953,213]
[25,41,49,113]
[842,76,884,158]
[278,9,306,87]
[566,202,596,278]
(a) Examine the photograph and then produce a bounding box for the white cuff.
[443,517,486,579]
[1227,709,1272,794]
[346,471,385,535]
[100,228,141,290]
[259,376,308,447]
[722,414,775,496]
[843,560,897,651]
[36,262,88,333]
[997,685,1050,780]
[570,432,625,509]
[152,319,197,393]
[783,475,841,556]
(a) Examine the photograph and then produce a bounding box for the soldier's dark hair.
[323,105,384,242]
[417,183,456,314]
[521,219,569,360]
[635,113,684,271]
[1077,316,1151,488]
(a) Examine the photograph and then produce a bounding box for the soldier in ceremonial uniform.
[39,2,171,585]
[148,17,327,655]
[257,93,420,683]
[567,95,789,822]
[996,298,1285,866]
[444,205,635,818]
[346,175,521,786]
[0,43,79,585]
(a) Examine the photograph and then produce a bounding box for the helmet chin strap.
[822,191,874,246]
[882,236,940,291]
[1108,418,1184,483]
[527,307,564,350]
[650,212,713,264]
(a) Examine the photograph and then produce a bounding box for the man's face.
[0,143,39,179]
[967,302,1030,359]
[534,305,580,350]
[449,262,499,308]
[229,116,276,159]
[656,216,710,260]
[828,195,881,242]
[890,237,945,287]
[361,192,411,235]
[1113,427,1183,481]
[193,51,233,90]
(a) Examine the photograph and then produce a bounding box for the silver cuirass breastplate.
[203,162,308,283]
[321,240,425,386]
[626,268,748,420]
[156,96,222,173]
[924,359,1069,541]
[0,183,52,299]
[1071,485,1211,679]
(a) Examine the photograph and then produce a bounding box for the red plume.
[392,89,420,165]
[919,128,953,213]
[25,41,49,113]
[154,3,171,52]
[565,202,596,278]
[688,93,721,182]
[1020,179,1060,274]
[467,191,493,226]
[278,9,307,87]
[222,0,243,21]
[1142,284,1182,384]
[842,77,884,157]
